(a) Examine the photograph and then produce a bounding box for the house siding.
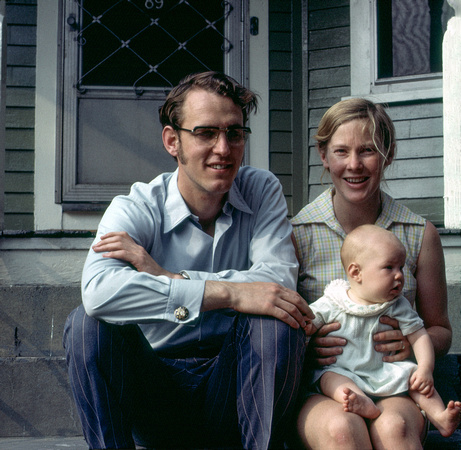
[268,0,295,216]
[4,0,36,231]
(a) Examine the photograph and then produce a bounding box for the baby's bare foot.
[343,387,381,419]
[432,400,461,437]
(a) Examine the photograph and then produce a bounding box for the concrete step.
[0,285,459,441]
[0,436,87,449]
[0,430,460,449]
[0,285,81,437]
[0,357,81,436]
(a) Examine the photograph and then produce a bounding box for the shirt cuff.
[166,278,205,324]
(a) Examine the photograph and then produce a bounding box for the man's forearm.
[201,280,314,330]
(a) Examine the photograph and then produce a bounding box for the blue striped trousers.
[63,305,306,449]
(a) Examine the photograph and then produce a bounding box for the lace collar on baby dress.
[324,279,399,317]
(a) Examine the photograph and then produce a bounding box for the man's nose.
[213,131,231,155]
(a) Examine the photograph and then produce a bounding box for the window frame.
[350,0,443,103]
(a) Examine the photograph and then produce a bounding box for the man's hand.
[307,322,347,367]
[373,315,411,362]
[92,232,181,279]
[204,281,314,330]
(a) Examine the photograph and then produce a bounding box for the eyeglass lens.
[193,127,249,145]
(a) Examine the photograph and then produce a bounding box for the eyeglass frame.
[174,125,252,147]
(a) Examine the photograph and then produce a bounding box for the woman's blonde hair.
[315,98,396,174]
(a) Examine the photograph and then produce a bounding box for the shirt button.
[174,306,189,321]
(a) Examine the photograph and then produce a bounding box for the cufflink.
[174,306,189,321]
[178,270,190,279]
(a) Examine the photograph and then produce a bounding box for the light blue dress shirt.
[81,165,298,353]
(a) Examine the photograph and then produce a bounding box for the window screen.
[377,0,454,78]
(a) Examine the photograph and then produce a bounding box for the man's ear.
[162,126,179,159]
[348,262,362,283]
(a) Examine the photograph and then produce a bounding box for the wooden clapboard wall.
[4,1,36,231]
[268,0,296,216]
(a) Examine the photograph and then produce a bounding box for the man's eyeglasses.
[175,126,252,147]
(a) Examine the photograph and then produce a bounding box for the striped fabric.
[291,188,426,305]
[63,306,306,449]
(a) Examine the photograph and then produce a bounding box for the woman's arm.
[414,221,452,357]
[374,221,452,361]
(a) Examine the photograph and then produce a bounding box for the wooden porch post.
[443,0,461,229]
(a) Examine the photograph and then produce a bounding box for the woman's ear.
[348,262,362,283]
[319,149,330,170]
[162,126,179,159]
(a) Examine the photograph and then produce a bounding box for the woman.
[291,98,452,449]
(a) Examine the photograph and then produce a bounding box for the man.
[64,71,312,449]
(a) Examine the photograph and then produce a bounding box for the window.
[350,0,454,102]
[77,0,230,90]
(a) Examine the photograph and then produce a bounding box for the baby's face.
[357,240,406,304]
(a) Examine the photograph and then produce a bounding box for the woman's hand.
[373,315,411,362]
[307,321,347,367]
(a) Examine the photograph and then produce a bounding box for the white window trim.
[349,0,443,103]
[35,2,69,230]
[248,0,269,170]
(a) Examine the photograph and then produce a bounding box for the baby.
[304,224,461,437]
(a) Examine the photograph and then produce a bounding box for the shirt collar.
[163,169,253,233]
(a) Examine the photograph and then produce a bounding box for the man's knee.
[235,315,305,374]
[238,314,304,343]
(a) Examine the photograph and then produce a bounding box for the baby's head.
[341,225,407,305]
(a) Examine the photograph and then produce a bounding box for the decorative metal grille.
[72,0,235,93]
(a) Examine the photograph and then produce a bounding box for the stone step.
[0,436,87,449]
[0,430,460,449]
[0,285,81,359]
[0,285,459,440]
[0,357,81,436]
[0,285,81,437]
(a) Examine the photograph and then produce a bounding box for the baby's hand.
[303,320,318,337]
[409,367,434,397]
